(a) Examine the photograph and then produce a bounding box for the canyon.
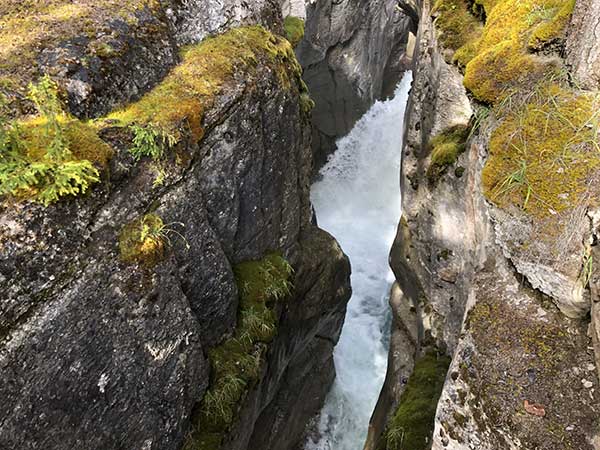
[0,0,599,449]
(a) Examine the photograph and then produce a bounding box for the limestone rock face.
[374,0,600,448]
[0,4,351,450]
[297,0,418,171]
[567,1,600,90]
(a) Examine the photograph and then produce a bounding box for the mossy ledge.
[432,0,598,229]
[426,124,470,184]
[184,253,294,450]
[1,26,310,207]
[378,351,451,450]
[431,0,483,68]
[109,25,305,143]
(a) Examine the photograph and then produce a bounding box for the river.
[306,73,412,450]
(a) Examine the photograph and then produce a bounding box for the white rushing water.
[306,73,412,450]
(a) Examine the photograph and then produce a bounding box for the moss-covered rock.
[462,0,575,103]
[380,351,451,450]
[482,84,600,221]
[109,26,302,143]
[118,213,168,265]
[432,0,483,67]
[283,16,305,48]
[426,124,470,183]
[528,0,576,50]
[184,253,294,450]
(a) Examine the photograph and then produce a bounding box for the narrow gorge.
[0,1,599,450]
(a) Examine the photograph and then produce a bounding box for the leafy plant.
[129,123,176,161]
[582,254,593,288]
[0,75,101,206]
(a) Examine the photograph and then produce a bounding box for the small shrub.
[0,76,106,206]
[283,16,305,48]
[581,254,593,288]
[129,123,176,161]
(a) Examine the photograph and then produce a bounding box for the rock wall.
[0,3,350,450]
[297,0,418,171]
[372,0,600,448]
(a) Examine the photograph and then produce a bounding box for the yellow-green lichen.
[432,0,483,66]
[283,16,305,48]
[184,253,294,450]
[380,352,451,450]
[482,84,600,219]
[427,124,470,183]
[109,26,301,143]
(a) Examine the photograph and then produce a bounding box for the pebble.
[586,363,596,372]
[582,379,594,389]
[573,367,581,376]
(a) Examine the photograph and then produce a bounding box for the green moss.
[20,116,112,166]
[432,0,483,66]
[382,352,451,450]
[528,0,576,50]
[464,39,549,104]
[452,39,481,70]
[184,253,294,450]
[482,83,600,220]
[473,0,500,16]
[426,124,470,183]
[462,0,575,104]
[283,16,305,48]
[109,26,301,143]
[119,214,167,265]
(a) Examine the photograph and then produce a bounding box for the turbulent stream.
[305,73,412,450]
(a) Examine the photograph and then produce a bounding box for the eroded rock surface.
[374,0,600,448]
[0,5,350,450]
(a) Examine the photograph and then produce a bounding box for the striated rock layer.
[0,2,350,450]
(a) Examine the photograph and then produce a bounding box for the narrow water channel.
[305,73,412,450]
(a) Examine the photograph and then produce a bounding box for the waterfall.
[305,73,412,450]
